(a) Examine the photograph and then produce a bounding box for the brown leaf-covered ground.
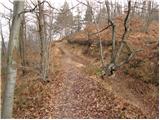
[12,41,158,118]
[48,42,147,119]
[11,17,158,119]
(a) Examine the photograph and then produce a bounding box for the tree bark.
[38,0,47,80]
[143,1,152,32]
[103,1,132,76]
[19,15,26,74]
[115,1,131,63]
[1,1,24,118]
[105,0,116,64]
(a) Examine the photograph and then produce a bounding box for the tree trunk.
[1,1,24,118]
[91,2,104,67]
[141,1,147,18]
[38,0,47,80]
[143,1,152,32]
[104,1,132,76]
[19,15,26,74]
[115,1,131,63]
[105,0,116,64]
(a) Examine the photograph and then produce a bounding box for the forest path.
[48,41,150,119]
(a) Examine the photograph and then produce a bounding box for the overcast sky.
[0,0,159,42]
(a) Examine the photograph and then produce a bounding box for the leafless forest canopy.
[0,0,159,119]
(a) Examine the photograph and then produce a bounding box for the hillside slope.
[13,41,158,118]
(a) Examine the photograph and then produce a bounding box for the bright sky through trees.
[0,0,159,42]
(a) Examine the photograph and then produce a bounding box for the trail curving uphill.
[49,42,152,119]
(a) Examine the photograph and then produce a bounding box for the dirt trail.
[48,42,155,119]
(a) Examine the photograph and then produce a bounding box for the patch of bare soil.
[47,42,154,118]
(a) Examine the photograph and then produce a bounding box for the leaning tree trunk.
[1,1,24,118]
[103,0,132,76]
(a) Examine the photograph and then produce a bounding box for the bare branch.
[0,2,13,12]
[115,0,131,63]
[117,49,143,67]
[9,0,13,4]
[89,24,112,36]
[78,0,105,67]
[0,13,11,20]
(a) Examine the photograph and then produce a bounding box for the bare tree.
[74,6,82,32]
[84,1,93,23]
[92,4,105,67]
[96,5,108,24]
[1,1,24,118]
[115,1,132,64]
[104,0,138,76]
[19,14,26,75]
[143,1,152,32]
[37,0,48,81]
[131,1,137,18]
[141,1,147,18]
[104,0,116,75]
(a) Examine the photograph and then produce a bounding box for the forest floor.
[12,40,158,118]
